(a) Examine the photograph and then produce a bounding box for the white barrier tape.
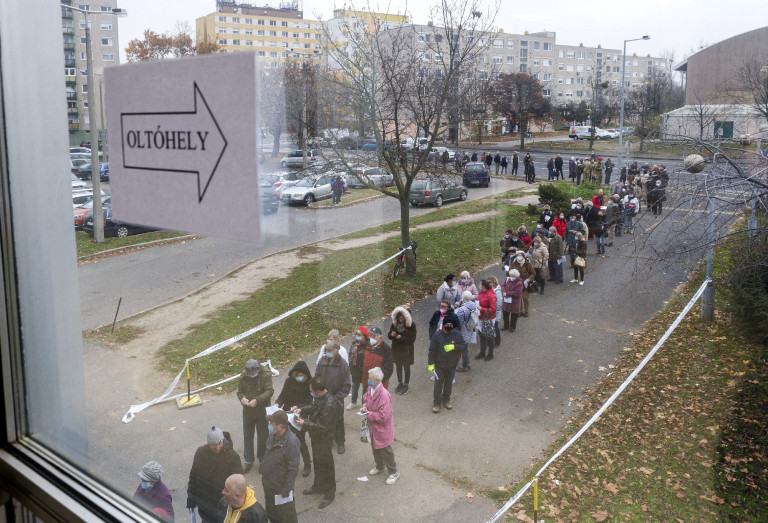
[488,279,711,522]
[122,247,410,423]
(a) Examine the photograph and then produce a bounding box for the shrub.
[537,183,571,214]
[723,234,768,343]
[526,203,539,216]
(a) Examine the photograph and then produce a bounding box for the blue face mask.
[268,424,274,435]
[460,279,467,284]
[310,392,318,399]
[140,481,152,490]
[355,335,363,342]
[324,352,334,359]
[295,375,305,383]
[367,380,375,388]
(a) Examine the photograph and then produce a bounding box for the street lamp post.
[617,35,649,177]
[61,4,126,243]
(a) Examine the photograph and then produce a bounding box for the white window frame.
[101,53,114,61]
[100,37,112,46]
[100,22,111,31]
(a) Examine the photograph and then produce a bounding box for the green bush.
[537,183,571,214]
[723,235,768,342]
[526,203,539,215]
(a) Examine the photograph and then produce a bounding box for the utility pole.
[617,35,649,177]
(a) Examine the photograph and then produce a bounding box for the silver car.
[346,166,394,188]
[280,149,320,168]
[280,175,333,206]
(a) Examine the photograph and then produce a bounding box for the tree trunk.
[399,196,417,276]
[272,129,281,157]
[519,116,526,149]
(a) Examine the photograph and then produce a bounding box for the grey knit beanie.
[138,461,163,482]
[207,426,224,445]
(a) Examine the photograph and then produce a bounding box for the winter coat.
[456,277,479,302]
[471,152,478,162]
[591,194,605,208]
[428,328,466,368]
[237,365,275,420]
[186,442,243,514]
[485,154,493,167]
[594,214,608,237]
[275,360,313,410]
[493,285,503,321]
[363,340,394,388]
[604,159,614,174]
[622,194,639,216]
[512,153,519,167]
[477,288,497,321]
[348,338,370,381]
[494,153,501,165]
[501,156,508,167]
[539,209,554,226]
[518,232,532,249]
[565,219,586,244]
[509,255,535,284]
[531,242,549,269]
[455,300,478,343]
[500,234,514,255]
[569,159,577,175]
[314,354,352,406]
[547,158,555,171]
[567,205,586,220]
[260,428,300,497]
[428,309,460,339]
[553,216,568,238]
[555,156,564,170]
[607,202,622,225]
[548,233,564,262]
[593,160,603,176]
[436,281,459,305]
[134,480,174,521]
[585,206,600,231]
[388,306,417,366]
[569,239,587,264]
[215,488,268,523]
[362,384,395,450]
[317,344,348,365]
[299,392,337,441]
[500,277,524,314]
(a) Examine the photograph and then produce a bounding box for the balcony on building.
[65,75,76,86]
[61,7,73,19]
[68,122,79,131]
[62,22,74,35]
[64,58,76,68]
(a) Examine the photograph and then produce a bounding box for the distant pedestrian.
[569,157,576,181]
[388,306,417,395]
[501,154,508,174]
[489,276,503,346]
[442,149,449,166]
[427,318,466,413]
[526,156,536,184]
[555,154,564,179]
[594,209,608,254]
[547,157,555,180]
[237,359,274,473]
[569,232,587,286]
[494,151,501,174]
[261,410,300,523]
[216,474,268,523]
[455,151,463,172]
[512,151,519,175]
[471,151,478,162]
[331,175,345,205]
[133,461,174,522]
[475,279,497,361]
[606,195,622,244]
[187,427,243,523]
[622,191,639,234]
[508,251,534,317]
[523,153,531,179]
[530,236,549,295]
[361,367,400,484]
[454,291,478,372]
[604,158,614,184]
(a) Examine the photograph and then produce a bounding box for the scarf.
[223,487,258,523]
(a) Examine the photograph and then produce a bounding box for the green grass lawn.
[309,188,382,208]
[76,230,188,257]
[157,197,526,386]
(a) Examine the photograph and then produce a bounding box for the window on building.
[232,29,240,35]
[245,18,253,25]
[507,55,514,64]
[81,84,88,93]
[232,39,240,46]
[533,72,539,79]
[577,65,584,72]
[64,67,76,76]
[245,30,252,35]
[519,49,528,58]
[493,39,502,48]
[494,55,503,64]
[102,53,114,61]
[566,51,574,58]
[577,51,585,59]
[577,77,585,84]
[543,42,553,51]
[558,77,563,84]
[566,91,573,97]
[245,40,253,46]
[434,68,443,78]
[217,27,226,33]
[566,65,573,72]
[543,73,552,81]
[281,21,288,27]
[479,70,488,79]
[566,78,573,84]
[218,16,226,22]
[270,51,277,57]
[269,20,276,26]
[78,4,90,10]
[576,90,583,97]
[597,52,602,58]
[519,64,527,73]
[520,40,528,47]
[533,58,540,66]
[543,59,552,66]
[533,41,540,50]
[257,19,264,25]
[558,50,564,58]
[478,54,486,63]
[80,37,87,44]
[231,17,240,23]
[557,91,563,97]
[258,50,265,56]
[542,88,551,96]
[281,31,288,37]
[292,32,299,38]
[218,39,226,45]
[587,52,592,59]
[434,53,442,62]
[614,66,620,72]
[257,30,264,36]
[633,60,638,66]
[100,22,112,31]
[418,33,430,42]
[558,63,564,70]
[269,31,276,36]
[101,37,112,46]
[507,39,514,48]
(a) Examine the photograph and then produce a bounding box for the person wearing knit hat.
[187,427,243,523]
[347,326,372,410]
[237,357,275,474]
[133,461,174,521]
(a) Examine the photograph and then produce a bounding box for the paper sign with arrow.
[106,52,261,241]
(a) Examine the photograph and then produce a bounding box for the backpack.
[463,307,479,332]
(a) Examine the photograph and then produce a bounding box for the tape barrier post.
[488,279,710,522]
[533,478,538,523]
[122,247,410,423]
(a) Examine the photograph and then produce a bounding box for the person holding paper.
[260,410,300,523]
[274,360,313,478]
[427,319,466,413]
[237,359,274,474]
[500,269,524,332]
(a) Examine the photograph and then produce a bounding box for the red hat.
[357,326,369,337]
[599,157,603,161]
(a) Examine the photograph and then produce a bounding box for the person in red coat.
[517,225,532,249]
[591,188,606,209]
[475,280,498,361]
[362,327,393,395]
[553,211,568,239]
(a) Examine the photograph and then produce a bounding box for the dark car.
[99,162,109,182]
[72,162,93,180]
[463,162,490,187]
[83,206,158,238]
[339,136,363,150]
[409,179,467,207]
[259,182,280,214]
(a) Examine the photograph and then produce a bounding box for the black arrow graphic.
[120,82,228,202]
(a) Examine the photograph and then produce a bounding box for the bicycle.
[393,240,418,277]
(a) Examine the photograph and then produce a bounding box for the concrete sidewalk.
[83,206,686,521]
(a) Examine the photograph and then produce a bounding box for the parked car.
[72,188,105,208]
[69,147,91,157]
[604,128,620,139]
[346,166,394,188]
[430,147,456,161]
[262,172,306,195]
[74,195,111,229]
[361,139,389,151]
[463,162,490,187]
[416,137,431,151]
[99,162,109,182]
[259,181,280,214]
[83,205,157,237]
[399,138,414,150]
[280,175,333,206]
[72,162,93,180]
[280,149,320,168]
[569,126,611,140]
[70,157,89,170]
[409,179,467,207]
[71,173,87,191]
[339,136,363,150]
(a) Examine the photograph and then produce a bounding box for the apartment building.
[61,0,121,147]
[324,9,409,70]
[196,1,325,68]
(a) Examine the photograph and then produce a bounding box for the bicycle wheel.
[393,260,401,277]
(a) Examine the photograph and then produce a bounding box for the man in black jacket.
[237,359,274,473]
[511,151,519,175]
[187,427,243,523]
[427,320,467,413]
[261,410,300,523]
[554,154,564,180]
[293,377,337,509]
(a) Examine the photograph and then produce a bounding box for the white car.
[345,166,394,188]
[69,147,91,157]
[604,129,621,139]
[280,175,333,206]
[72,188,106,208]
[430,147,455,160]
[70,157,90,170]
[262,172,306,195]
[280,149,320,168]
[71,173,87,190]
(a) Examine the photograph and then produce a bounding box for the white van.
[569,126,611,140]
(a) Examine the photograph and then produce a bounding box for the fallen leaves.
[592,509,609,521]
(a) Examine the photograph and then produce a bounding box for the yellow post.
[533,477,539,523]
[177,359,202,409]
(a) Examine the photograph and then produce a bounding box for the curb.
[77,235,199,263]
[304,193,387,210]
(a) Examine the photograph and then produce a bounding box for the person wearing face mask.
[427,319,466,413]
[133,461,173,521]
[475,279,498,361]
[456,270,478,302]
[454,291,478,371]
[362,326,394,394]
[435,273,458,307]
[565,212,586,246]
[237,359,275,474]
[388,306,417,395]
[260,410,300,523]
[499,229,515,261]
[275,360,313,477]
[567,198,584,220]
[517,226,532,250]
[346,326,371,411]
[553,211,568,239]
[314,341,352,455]
[317,329,349,364]
[530,236,549,296]
[547,226,565,285]
[428,300,460,340]
[569,231,588,286]
[539,204,554,226]
[488,276,503,346]
[508,251,535,317]
[361,367,399,485]
[569,156,577,182]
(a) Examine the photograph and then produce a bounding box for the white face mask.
[516,256,524,263]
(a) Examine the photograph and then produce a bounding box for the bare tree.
[260,69,287,157]
[492,72,551,149]
[320,0,500,275]
[738,55,768,124]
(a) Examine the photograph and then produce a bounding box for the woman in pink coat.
[500,269,524,333]
[361,367,399,485]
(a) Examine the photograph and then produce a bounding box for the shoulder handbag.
[574,256,586,268]
[360,414,369,443]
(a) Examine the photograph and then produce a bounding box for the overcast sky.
[116,0,766,67]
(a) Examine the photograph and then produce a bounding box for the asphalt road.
[78,176,523,330]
